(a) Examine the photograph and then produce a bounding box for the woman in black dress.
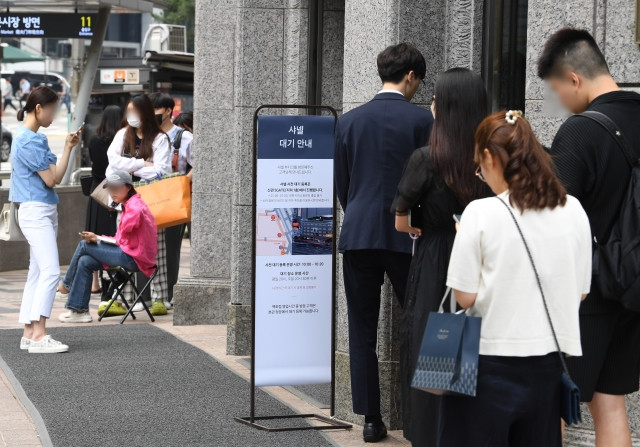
[85,105,123,292]
[392,68,489,447]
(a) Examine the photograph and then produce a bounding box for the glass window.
[482,0,529,112]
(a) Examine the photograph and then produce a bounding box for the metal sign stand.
[234,104,352,432]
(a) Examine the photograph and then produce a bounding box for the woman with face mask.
[104,94,171,317]
[9,86,82,353]
[105,94,171,181]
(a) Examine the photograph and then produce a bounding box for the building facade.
[179,0,640,442]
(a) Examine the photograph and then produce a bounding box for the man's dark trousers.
[343,249,412,415]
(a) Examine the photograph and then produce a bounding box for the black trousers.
[440,354,562,447]
[342,249,412,416]
[165,223,186,301]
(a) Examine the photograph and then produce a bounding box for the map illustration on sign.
[256,208,294,256]
[256,208,333,256]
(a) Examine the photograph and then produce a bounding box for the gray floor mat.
[0,325,335,447]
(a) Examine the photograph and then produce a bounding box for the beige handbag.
[0,202,26,242]
[90,179,116,211]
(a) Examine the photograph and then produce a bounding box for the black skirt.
[401,232,456,447]
[85,178,117,236]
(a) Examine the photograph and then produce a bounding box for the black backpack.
[579,111,640,311]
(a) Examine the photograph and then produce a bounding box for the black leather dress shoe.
[363,421,387,443]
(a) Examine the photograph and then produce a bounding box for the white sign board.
[254,115,335,387]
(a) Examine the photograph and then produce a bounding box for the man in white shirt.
[19,78,31,108]
[150,92,194,306]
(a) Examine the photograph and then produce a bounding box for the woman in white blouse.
[440,110,592,447]
[105,94,172,316]
[106,94,171,180]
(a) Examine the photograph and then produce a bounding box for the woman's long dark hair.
[17,86,59,121]
[429,68,489,206]
[475,111,567,211]
[124,94,163,160]
[97,105,123,142]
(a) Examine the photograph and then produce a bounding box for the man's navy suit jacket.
[335,92,433,254]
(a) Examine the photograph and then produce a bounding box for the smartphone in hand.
[74,122,85,136]
[453,214,462,224]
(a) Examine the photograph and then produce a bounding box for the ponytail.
[18,86,59,123]
[475,110,567,211]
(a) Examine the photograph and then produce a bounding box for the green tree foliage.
[155,0,195,52]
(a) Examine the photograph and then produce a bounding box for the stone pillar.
[227,1,311,355]
[176,0,311,352]
[173,0,236,326]
[524,1,640,444]
[444,0,484,73]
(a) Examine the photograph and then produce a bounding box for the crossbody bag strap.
[495,197,572,377]
[578,111,640,167]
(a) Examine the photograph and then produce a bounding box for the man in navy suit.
[335,43,433,443]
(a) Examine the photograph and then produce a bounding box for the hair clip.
[505,110,523,125]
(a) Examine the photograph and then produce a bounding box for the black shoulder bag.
[497,197,582,425]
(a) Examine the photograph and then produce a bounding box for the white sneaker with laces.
[163,300,172,310]
[28,335,69,354]
[20,337,32,350]
[58,310,93,323]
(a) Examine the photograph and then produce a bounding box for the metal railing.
[69,167,91,185]
[0,167,91,186]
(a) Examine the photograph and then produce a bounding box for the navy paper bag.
[411,307,481,397]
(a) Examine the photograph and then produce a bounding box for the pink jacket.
[116,194,158,277]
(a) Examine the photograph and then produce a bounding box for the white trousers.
[17,202,60,324]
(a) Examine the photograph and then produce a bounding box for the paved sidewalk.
[2,239,631,446]
[0,239,409,447]
[0,368,41,447]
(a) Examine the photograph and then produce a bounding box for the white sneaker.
[55,291,69,301]
[58,310,93,323]
[28,335,69,354]
[20,337,32,350]
[163,300,172,310]
[131,301,151,312]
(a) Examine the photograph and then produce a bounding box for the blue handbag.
[497,197,582,425]
[411,288,481,396]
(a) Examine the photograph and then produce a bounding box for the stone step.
[565,427,640,446]
[565,395,640,446]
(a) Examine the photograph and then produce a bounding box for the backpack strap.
[171,129,185,172]
[577,111,640,167]
[173,129,185,151]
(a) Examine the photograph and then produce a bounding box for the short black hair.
[149,92,175,110]
[537,28,609,80]
[377,43,426,84]
[174,111,193,129]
